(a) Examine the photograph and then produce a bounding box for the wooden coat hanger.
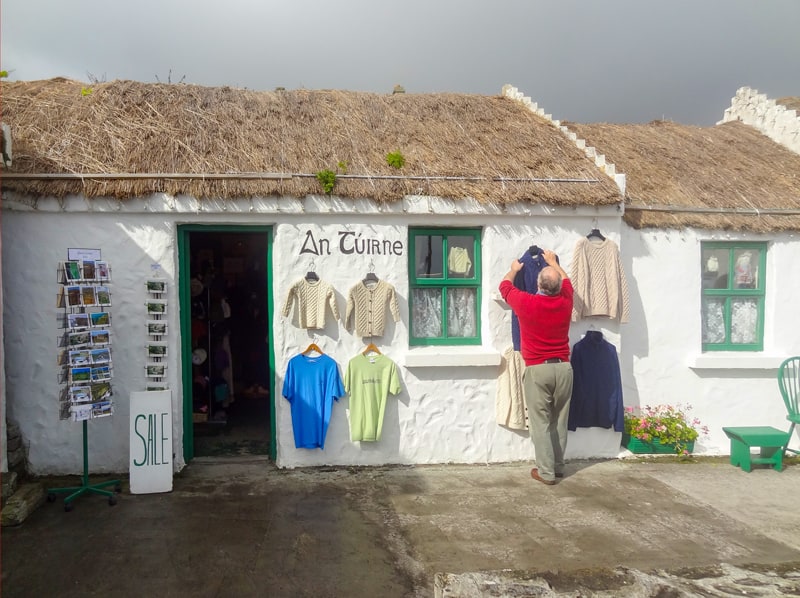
[362,342,381,356]
[302,338,323,355]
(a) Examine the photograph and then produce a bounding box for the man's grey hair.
[538,267,562,296]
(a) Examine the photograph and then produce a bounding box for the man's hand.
[542,250,557,266]
[502,259,523,284]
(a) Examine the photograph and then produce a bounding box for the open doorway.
[179,226,273,460]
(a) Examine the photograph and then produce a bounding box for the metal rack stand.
[47,420,121,511]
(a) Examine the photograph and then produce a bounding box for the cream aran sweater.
[345,280,401,337]
[282,278,340,329]
[570,237,630,322]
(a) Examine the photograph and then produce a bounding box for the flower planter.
[621,433,694,455]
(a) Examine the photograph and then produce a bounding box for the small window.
[409,228,481,345]
[701,242,766,351]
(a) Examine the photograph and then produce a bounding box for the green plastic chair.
[779,356,800,455]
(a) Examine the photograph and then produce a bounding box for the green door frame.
[177,224,275,461]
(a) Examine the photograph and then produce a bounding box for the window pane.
[730,298,758,344]
[733,249,760,289]
[701,248,730,289]
[415,235,443,278]
[702,298,726,344]
[411,288,442,337]
[447,288,477,337]
[446,236,474,278]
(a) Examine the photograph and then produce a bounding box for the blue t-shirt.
[282,354,344,449]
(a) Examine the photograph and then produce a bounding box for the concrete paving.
[3,457,800,597]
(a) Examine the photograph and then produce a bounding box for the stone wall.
[720,87,800,155]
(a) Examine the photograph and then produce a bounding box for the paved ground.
[4,456,800,597]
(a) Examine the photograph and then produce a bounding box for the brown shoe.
[530,468,556,485]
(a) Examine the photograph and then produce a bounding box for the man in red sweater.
[499,250,573,485]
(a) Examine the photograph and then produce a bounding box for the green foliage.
[81,87,93,96]
[337,160,348,174]
[386,151,405,169]
[315,169,337,194]
[0,71,8,78]
[624,404,709,455]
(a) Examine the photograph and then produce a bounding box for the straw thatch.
[777,97,800,112]
[564,120,800,232]
[0,78,621,206]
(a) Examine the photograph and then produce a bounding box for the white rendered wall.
[621,226,800,455]
[2,192,629,474]
[720,87,800,155]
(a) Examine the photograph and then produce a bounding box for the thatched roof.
[564,120,800,232]
[0,78,621,206]
[777,97,800,112]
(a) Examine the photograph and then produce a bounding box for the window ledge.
[688,353,788,370]
[404,346,502,368]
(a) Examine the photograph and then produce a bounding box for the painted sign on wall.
[299,229,405,257]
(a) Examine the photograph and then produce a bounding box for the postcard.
[68,313,91,329]
[147,343,167,358]
[146,300,167,315]
[91,401,113,418]
[90,383,112,402]
[147,321,167,336]
[82,260,96,280]
[96,286,111,306]
[70,386,92,403]
[91,366,112,382]
[81,286,97,306]
[146,385,169,392]
[90,348,111,364]
[146,364,167,378]
[95,261,110,280]
[68,331,91,348]
[70,366,92,383]
[71,404,92,422]
[66,286,82,307]
[69,349,92,366]
[146,280,167,293]
[90,329,111,346]
[90,311,110,327]
[64,261,82,281]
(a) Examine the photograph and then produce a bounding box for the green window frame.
[701,241,766,351]
[408,228,482,346]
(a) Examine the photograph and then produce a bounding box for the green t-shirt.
[344,354,401,442]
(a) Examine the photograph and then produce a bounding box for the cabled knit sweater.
[570,237,630,323]
[282,278,340,329]
[345,280,401,337]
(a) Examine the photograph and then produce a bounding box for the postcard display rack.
[48,256,121,510]
[145,281,168,389]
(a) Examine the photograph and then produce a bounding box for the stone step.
[1,482,45,527]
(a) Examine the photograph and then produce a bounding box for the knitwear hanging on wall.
[281,278,340,329]
[570,237,630,323]
[345,280,401,337]
[495,346,527,430]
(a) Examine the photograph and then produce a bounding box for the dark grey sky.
[3,0,799,125]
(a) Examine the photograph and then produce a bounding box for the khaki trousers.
[523,362,573,481]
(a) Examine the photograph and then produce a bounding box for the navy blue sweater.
[568,331,624,432]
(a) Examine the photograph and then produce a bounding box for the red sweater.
[499,278,573,366]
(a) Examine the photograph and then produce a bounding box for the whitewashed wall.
[621,226,800,455]
[3,191,632,474]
